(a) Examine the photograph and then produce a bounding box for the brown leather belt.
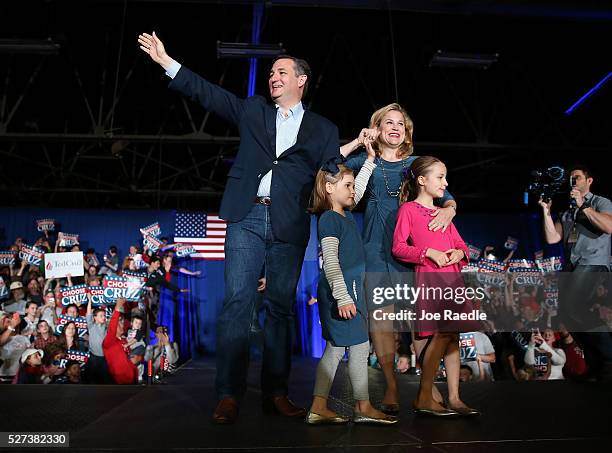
[254,196,271,206]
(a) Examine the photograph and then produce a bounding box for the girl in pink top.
[392,156,479,417]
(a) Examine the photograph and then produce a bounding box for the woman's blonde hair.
[369,103,414,159]
[310,164,354,214]
[399,156,444,204]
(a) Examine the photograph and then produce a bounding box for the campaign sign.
[504,236,519,251]
[36,218,56,232]
[122,270,148,282]
[533,351,549,374]
[103,275,144,303]
[507,259,536,270]
[478,259,507,273]
[544,286,559,310]
[19,244,44,266]
[86,253,100,267]
[66,349,90,364]
[475,263,506,288]
[535,256,562,273]
[131,253,147,270]
[0,251,15,266]
[510,268,544,287]
[58,232,79,247]
[140,222,161,238]
[60,284,88,306]
[0,276,8,300]
[55,314,88,338]
[175,244,196,258]
[44,251,84,279]
[467,244,481,261]
[143,234,162,253]
[459,333,477,362]
[87,286,106,306]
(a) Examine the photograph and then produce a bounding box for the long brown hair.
[369,103,414,159]
[399,156,444,204]
[310,164,354,214]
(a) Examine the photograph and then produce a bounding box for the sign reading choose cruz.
[44,252,84,279]
[103,275,144,303]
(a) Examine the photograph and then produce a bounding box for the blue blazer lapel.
[264,105,277,157]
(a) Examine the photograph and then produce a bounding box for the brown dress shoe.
[262,396,307,417]
[212,397,239,424]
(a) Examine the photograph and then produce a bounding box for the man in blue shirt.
[139,32,340,423]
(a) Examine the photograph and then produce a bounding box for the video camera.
[526,165,569,203]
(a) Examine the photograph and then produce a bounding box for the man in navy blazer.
[139,32,340,423]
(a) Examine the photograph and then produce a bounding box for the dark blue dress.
[345,151,454,309]
[317,210,369,347]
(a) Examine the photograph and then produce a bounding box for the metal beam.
[0,133,608,153]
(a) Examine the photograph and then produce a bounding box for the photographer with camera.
[538,165,612,376]
[539,165,612,271]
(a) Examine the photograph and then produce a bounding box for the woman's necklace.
[377,156,406,198]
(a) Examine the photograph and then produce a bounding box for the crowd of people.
[0,233,185,385]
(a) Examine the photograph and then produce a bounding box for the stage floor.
[3,356,611,452]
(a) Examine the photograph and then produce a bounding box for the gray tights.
[313,340,370,401]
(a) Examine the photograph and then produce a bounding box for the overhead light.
[217,41,285,59]
[430,50,498,69]
[0,39,60,55]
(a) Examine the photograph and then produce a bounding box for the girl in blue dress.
[306,149,397,426]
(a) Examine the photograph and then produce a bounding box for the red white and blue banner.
[0,251,15,266]
[55,314,88,337]
[103,275,144,303]
[60,284,88,306]
[459,333,477,362]
[58,232,79,247]
[36,218,56,232]
[140,222,162,238]
[19,244,44,266]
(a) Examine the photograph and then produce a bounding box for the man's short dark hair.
[109,245,118,254]
[569,165,592,179]
[66,303,79,313]
[93,308,106,317]
[270,55,312,96]
[150,255,161,265]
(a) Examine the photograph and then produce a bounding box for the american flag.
[174,212,226,260]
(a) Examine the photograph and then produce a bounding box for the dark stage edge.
[2,357,611,452]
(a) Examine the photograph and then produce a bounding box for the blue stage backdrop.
[0,207,560,361]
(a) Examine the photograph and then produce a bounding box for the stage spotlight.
[217,41,285,59]
[0,39,60,55]
[430,50,498,69]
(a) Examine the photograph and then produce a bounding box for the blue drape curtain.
[1,207,559,360]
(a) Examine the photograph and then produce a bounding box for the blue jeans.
[215,204,306,400]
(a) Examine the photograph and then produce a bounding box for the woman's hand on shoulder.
[428,206,456,232]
